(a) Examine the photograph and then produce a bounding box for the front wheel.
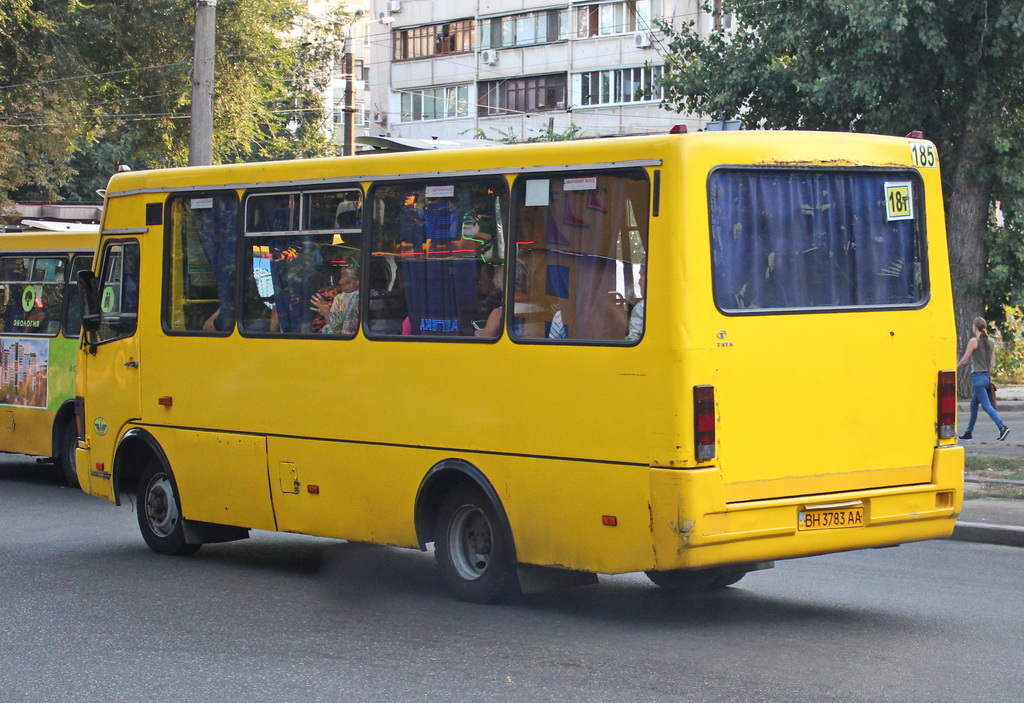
[645,566,748,593]
[434,485,519,603]
[59,422,80,489]
[136,461,200,556]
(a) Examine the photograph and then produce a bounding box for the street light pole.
[189,0,217,166]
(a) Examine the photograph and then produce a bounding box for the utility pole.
[341,10,365,157]
[189,0,217,166]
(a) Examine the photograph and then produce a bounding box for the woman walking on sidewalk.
[957,316,1010,441]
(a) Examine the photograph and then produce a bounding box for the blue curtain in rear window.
[710,170,924,312]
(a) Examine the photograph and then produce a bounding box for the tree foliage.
[657,0,1024,369]
[2,0,347,215]
[0,1,98,212]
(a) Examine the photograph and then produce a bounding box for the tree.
[3,1,347,214]
[657,0,1024,382]
[62,0,342,169]
[0,1,99,216]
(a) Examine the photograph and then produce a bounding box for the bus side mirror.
[78,269,101,333]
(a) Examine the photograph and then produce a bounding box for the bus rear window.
[709,169,927,313]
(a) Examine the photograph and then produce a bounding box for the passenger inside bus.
[473,263,504,338]
[311,251,360,336]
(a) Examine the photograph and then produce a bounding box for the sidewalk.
[952,384,1024,548]
[954,499,1024,547]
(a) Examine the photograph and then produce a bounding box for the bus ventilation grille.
[145,202,163,226]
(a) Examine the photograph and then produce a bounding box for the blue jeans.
[966,371,1004,432]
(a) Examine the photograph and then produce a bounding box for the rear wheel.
[434,485,519,603]
[136,461,200,556]
[645,566,748,593]
[59,422,80,488]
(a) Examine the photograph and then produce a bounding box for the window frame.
[62,252,93,339]
[393,19,475,61]
[239,185,366,339]
[480,8,570,50]
[707,165,931,316]
[94,239,140,345]
[162,190,241,337]
[479,73,568,116]
[364,175,511,343]
[400,85,471,122]
[0,253,71,338]
[577,65,665,107]
[507,167,651,347]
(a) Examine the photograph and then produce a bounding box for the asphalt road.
[2,455,1023,703]
[959,401,1024,460]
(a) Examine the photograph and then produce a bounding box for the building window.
[479,74,567,115]
[400,86,470,121]
[578,66,664,106]
[333,103,369,128]
[393,20,474,60]
[576,0,651,38]
[480,8,569,49]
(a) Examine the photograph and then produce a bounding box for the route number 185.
[910,142,937,168]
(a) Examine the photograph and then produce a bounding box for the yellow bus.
[75,131,962,602]
[0,225,98,486]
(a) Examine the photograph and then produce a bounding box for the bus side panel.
[0,408,57,456]
[266,437,426,547]
[145,426,277,531]
[0,336,78,458]
[504,459,654,574]
[264,437,655,574]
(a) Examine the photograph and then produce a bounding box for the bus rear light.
[601,515,618,526]
[694,385,716,461]
[938,370,956,439]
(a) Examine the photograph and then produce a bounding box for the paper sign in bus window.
[525,180,550,207]
[884,182,914,221]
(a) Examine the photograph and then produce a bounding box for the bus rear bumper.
[648,445,964,571]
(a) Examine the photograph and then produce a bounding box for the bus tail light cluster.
[937,370,957,439]
[694,385,716,461]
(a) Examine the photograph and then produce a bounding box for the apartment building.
[364,0,720,142]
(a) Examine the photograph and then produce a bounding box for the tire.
[136,461,201,556]
[59,422,80,489]
[645,566,748,593]
[434,485,519,603]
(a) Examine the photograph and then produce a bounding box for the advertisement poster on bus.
[0,336,75,410]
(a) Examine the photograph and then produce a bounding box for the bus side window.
[510,170,649,343]
[165,193,238,334]
[63,255,93,337]
[367,178,508,339]
[96,242,139,343]
[240,189,363,337]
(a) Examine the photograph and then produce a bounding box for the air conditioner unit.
[634,32,652,48]
[387,0,402,12]
[372,112,387,125]
[481,49,498,65]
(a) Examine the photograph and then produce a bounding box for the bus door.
[80,239,141,500]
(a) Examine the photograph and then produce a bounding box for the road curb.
[949,521,1024,548]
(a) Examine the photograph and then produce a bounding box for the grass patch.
[964,455,1024,499]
